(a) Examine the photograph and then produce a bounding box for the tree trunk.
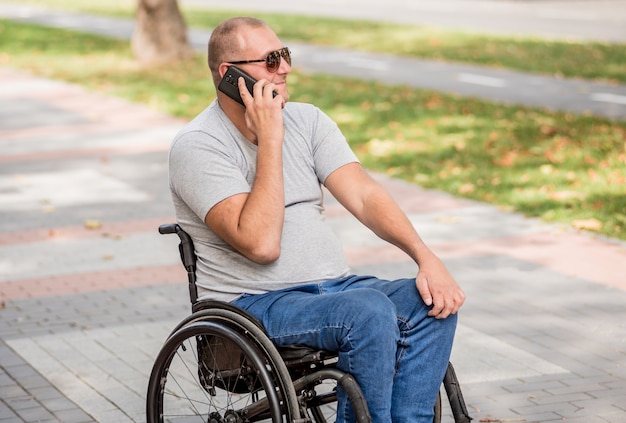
[131,0,194,65]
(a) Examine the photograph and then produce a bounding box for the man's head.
[208,17,291,102]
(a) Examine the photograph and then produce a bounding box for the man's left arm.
[324,162,466,318]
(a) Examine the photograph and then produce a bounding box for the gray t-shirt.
[169,100,358,302]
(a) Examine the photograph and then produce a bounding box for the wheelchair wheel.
[181,307,372,423]
[293,368,370,423]
[146,316,301,422]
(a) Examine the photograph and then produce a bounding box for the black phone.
[218,65,277,107]
[218,65,256,106]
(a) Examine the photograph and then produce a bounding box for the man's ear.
[218,63,231,78]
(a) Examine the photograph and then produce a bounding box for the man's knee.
[342,288,398,334]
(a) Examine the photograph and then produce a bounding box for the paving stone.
[13,406,56,423]
[51,409,95,423]
[37,397,80,413]
[0,402,19,419]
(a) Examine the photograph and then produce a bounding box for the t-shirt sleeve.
[308,107,359,184]
[169,130,251,222]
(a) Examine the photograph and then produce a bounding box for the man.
[169,16,466,422]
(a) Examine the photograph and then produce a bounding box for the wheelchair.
[146,223,473,423]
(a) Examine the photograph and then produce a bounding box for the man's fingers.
[238,77,252,105]
[428,296,446,318]
[430,291,465,319]
[418,276,463,319]
[239,78,280,106]
[416,276,433,307]
[263,82,276,99]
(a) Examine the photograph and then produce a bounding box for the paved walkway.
[1,5,626,422]
[181,0,626,43]
[2,67,626,422]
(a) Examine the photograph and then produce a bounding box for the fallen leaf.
[102,233,125,240]
[458,183,475,194]
[548,191,583,201]
[366,138,395,157]
[572,218,602,231]
[540,125,557,136]
[84,220,102,230]
[494,151,517,167]
[436,216,461,224]
[540,164,553,175]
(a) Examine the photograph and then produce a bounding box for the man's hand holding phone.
[218,65,284,145]
[218,65,280,108]
[239,76,284,146]
[238,77,283,109]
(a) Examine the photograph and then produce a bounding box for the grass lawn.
[9,0,626,84]
[1,19,625,241]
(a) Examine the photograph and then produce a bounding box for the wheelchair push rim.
[146,320,300,423]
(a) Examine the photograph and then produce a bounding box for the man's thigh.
[232,282,398,351]
[332,275,429,324]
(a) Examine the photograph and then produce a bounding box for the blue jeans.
[232,275,457,423]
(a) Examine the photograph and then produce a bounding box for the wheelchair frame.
[146,223,472,423]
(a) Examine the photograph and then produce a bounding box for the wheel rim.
[146,321,290,423]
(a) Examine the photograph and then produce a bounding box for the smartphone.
[218,65,276,107]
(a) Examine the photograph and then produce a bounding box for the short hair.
[207,17,269,86]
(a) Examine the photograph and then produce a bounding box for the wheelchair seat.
[193,298,338,376]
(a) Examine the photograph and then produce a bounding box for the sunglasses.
[229,47,292,73]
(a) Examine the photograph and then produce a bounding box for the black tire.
[146,318,300,422]
[293,368,371,423]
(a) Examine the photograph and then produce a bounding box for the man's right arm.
[204,79,285,264]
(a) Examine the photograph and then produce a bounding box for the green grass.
[10,0,626,83]
[1,20,625,241]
